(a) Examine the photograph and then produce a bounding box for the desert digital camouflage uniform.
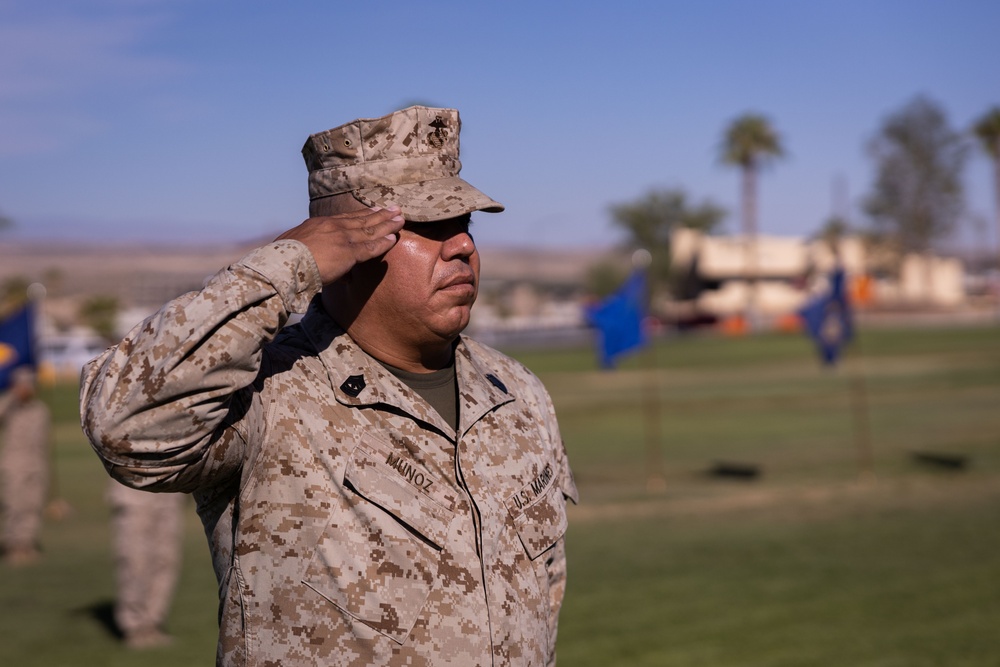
[107,478,183,646]
[81,105,577,666]
[81,242,577,665]
[0,370,51,563]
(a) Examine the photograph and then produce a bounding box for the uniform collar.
[299,297,514,437]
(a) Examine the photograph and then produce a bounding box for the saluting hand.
[275,206,405,285]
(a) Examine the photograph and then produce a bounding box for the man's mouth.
[439,272,476,290]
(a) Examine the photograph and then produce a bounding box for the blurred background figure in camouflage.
[0,367,51,566]
[107,479,183,649]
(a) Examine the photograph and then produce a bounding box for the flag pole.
[799,263,874,482]
[584,249,662,490]
[642,338,665,492]
[846,322,875,482]
[632,249,665,492]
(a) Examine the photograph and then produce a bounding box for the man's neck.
[321,290,458,373]
[348,326,456,374]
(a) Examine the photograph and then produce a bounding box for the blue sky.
[1,0,997,250]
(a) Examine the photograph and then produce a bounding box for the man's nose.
[442,231,476,259]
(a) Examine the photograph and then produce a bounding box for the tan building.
[670,228,966,322]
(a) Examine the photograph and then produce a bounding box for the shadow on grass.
[73,599,124,641]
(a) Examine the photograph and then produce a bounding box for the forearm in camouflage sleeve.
[80,240,321,492]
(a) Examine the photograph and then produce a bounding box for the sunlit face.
[359,214,480,348]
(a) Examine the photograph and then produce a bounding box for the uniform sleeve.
[80,240,322,493]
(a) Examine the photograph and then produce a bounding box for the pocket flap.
[345,440,454,548]
[506,466,569,560]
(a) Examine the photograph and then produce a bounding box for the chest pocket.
[505,463,570,560]
[302,440,455,644]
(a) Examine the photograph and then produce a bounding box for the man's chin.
[435,308,472,340]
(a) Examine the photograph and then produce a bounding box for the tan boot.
[124,627,174,649]
[3,547,40,567]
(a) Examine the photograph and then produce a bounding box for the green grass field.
[2,323,999,665]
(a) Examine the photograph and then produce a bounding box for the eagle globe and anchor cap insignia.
[427,115,449,148]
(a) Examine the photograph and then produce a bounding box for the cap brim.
[353,176,504,222]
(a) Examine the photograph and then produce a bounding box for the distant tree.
[609,187,726,295]
[1,276,31,316]
[585,260,629,300]
[42,268,65,296]
[0,211,13,233]
[818,215,849,240]
[972,106,1000,260]
[719,113,785,243]
[802,215,854,290]
[817,215,851,253]
[719,113,784,323]
[80,295,120,343]
[864,96,969,257]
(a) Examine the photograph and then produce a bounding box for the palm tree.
[973,107,1000,262]
[719,113,785,324]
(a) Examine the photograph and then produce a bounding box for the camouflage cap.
[302,105,505,222]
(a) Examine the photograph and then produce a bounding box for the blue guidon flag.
[799,268,853,365]
[584,270,648,369]
[0,304,37,391]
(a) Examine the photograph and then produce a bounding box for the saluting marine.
[82,105,577,666]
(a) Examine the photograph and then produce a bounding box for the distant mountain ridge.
[1,239,612,307]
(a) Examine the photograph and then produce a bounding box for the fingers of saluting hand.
[337,206,405,249]
[275,206,406,285]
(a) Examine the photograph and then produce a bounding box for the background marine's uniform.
[107,479,183,647]
[0,383,50,563]
[81,241,577,666]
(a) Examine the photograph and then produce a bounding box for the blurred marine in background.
[0,367,51,566]
[107,479,183,649]
[81,105,577,666]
